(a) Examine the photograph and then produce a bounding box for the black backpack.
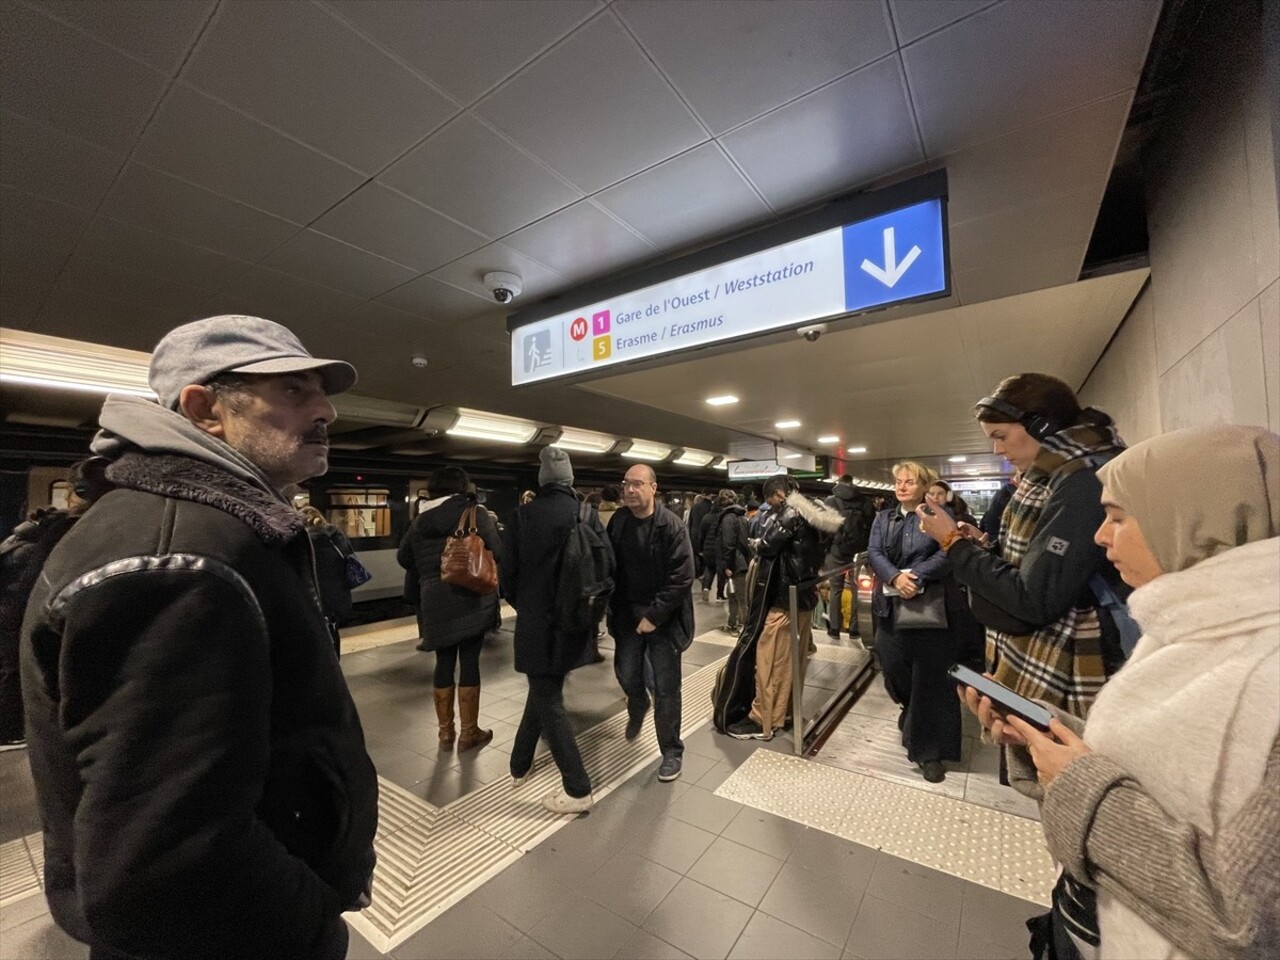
[552,503,616,636]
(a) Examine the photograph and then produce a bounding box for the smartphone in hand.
[948,664,1053,732]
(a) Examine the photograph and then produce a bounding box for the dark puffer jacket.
[20,453,377,960]
[397,494,502,651]
[717,504,750,575]
[755,493,844,611]
[501,484,612,675]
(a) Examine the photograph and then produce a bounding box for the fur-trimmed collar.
[106,452,305,546]
[784,491,845,534]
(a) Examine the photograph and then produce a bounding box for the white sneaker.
[511,772,530,788]
[541,788,593,814]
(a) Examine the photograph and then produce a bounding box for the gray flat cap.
[150,314,357,409]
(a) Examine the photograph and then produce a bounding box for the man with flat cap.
[20,315,378,960]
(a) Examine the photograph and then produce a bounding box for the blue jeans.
[510,673,591,798]
[613,629,683,759]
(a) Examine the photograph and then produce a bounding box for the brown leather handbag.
[440,504,498,595]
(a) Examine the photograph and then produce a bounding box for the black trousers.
[510,673,591,798]
[614,630,683,758]
[875,614,962,764]
[434,632,484,687]
[0,628,22,742]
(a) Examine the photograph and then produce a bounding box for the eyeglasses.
[621,479,654,490]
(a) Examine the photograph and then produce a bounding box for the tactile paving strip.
[0,833,42,907]
[697,629,870,665]
[714,750,1056,906]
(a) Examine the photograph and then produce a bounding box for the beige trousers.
[749,608,813,733]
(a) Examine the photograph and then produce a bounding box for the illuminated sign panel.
[511,198,947,386]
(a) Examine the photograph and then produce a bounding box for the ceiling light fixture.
[705,395,738,406]
[447,407,540,444]
[554,426,617,454]
[774,419,801,430]
[0,328,155,397]
[622,439,673,462]
[712,461,729,470]
[948,455,968,463]
[781,453,801,460]
[674,449,715,467]
[817,435,840,444]
[846,446,867,454]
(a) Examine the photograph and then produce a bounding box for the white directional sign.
[511,198,947,385]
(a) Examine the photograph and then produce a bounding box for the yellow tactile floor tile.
[715,750,1055,906]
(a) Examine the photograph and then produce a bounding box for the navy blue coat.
[867,506,951,618]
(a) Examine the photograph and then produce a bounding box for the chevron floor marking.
[346,638,728,953]
[697,628,870,665]
[0,834,41,906]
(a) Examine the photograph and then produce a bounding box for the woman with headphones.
[916,373,1129,720]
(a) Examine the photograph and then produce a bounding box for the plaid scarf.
[988,410,1126,718]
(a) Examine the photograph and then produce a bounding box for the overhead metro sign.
[511,198,947,385]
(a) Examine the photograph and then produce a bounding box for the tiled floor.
[0,595,1047,959]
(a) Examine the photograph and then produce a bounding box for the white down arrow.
[860,226,922,288]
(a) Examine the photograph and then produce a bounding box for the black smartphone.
[948,664,1053,732]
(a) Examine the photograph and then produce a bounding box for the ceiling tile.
[182,0,457,172]
[953,243,1082,306]
[0,111,125,210]
[204,265,364,327]
[949,185,1101,275]
[56,254,210,316]
[375,273,495,323]
[326,0,600,105]
[943,92,1131,223]
[904,0,1160,155]
[616,0,894,134]
[99,163,300,261]
[260,229,419,300]
[311,182,487,273]
[0,188,91,321]
[474,13,706,193]
[76,215,252,292]
[31,0,215,74]
[502,201,655,281]
[427,241,563,305]
[133,85,366,225]
[720,56,923,211]
[887,0,994,45]
[378,114,581,238]
[36,284,185,350]
[0,3,166,153]
[595,143,772,250]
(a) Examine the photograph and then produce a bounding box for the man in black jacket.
[21,315,378,960]
[607,464,695,782]
[822,475,868,639]
[503,446,610,815]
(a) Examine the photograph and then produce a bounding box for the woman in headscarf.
[965,424,1279,960]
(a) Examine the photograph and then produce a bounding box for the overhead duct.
[330,394,426,429]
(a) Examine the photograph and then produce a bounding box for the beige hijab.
[1097,424,1280,573]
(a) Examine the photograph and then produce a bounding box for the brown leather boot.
[433,685,456,749]
[456,685,492,752]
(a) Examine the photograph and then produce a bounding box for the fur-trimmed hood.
[784,491,845,534]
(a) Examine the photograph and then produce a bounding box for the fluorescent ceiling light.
[712,461,728,470]
[555,426,617,454]
[674,449,715,467]
[774,419,801,430]
[817,435,840,444]
[0,328,155,398]
[622,439,672,461]
[331,394,424,428]
[948,455,968,463]
[447,407,539,444]
[781,453,801,460]
[846,446,867,454]
[965,468,979,475]
[705,395,738,406]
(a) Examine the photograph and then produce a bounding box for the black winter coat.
[1,509,78,662]
[20,453,377,960]
[501,484,611,675]
[717,504,750,575]
[397,494,502,651]
[607,503,696,649]
[698,506,727,568]
[308,524,354,621]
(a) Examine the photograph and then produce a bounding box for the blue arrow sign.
[841,199,946,313]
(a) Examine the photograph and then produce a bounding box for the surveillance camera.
[483,271,523,305]
[410,355,428,369]
[797,323,827,342]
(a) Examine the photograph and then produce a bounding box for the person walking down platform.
[504,447,613,815]
[718,491,751,634]
[398,466,502,753]
[20,315,378,960]
[607,464,695,783]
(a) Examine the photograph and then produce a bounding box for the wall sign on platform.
[727,460,787,480]
[510,197,948,386]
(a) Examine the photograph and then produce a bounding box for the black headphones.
[975,396,1061,443]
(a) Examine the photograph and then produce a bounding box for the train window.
[49,480,73,511]
[326,487,391,540]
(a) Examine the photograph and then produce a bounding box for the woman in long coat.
[398,466,502,752]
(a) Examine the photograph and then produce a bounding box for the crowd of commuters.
[1,310,1275,960]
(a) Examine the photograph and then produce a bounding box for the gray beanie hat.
[539,445,574,487]
[150,314,357,409]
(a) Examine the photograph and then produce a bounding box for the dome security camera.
[797,322,828,342]
[483,271,523,305]
[410,355,428,369]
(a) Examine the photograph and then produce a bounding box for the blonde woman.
[867,460,962,782]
